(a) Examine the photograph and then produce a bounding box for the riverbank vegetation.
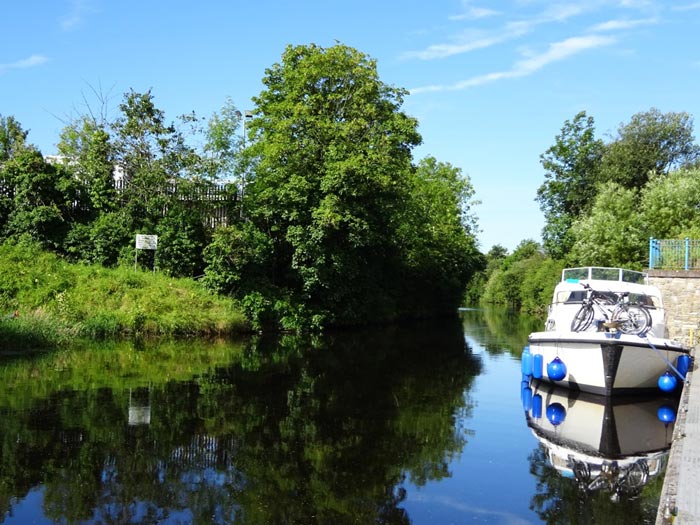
[0,241,247,347]
[0,43,482,337]
[471,108,700,314]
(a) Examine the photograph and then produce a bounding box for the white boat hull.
[527,331,690,395]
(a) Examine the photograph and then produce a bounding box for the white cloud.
[517,34,615,71]
[60,0,93,30]
[540,3,588,22]
[591,17,658,31]
[618,0,655,8]
[0,54,49,75]
[450,6,500,21]
[402,26,527,60]
[410,34,616,93]
[672,2,700,10]
[404,2,597,62]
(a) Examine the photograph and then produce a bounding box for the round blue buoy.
[521,345,532,376]
[676,354,691,380]
[532,394,543,419]
[546,402,566,426]
[533,353,543,379]
[547,356,567,381]
[658,371,678,393]
[657,404,677,424]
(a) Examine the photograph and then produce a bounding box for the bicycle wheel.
[613,304,651,335]
[571,304,594,332]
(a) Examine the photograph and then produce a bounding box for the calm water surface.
[0,308,675,524]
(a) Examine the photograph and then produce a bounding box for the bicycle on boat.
[570,282,652,336]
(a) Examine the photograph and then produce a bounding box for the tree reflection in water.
[0,319,482,524]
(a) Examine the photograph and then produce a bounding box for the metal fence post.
[685,237,690,270]
[649,237,655,269]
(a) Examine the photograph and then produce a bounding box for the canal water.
[0,308,676,524]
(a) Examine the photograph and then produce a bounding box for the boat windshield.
[562,267,647,284]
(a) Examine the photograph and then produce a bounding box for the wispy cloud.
[618,0,655,8]
[449,6,500,21]
[404,2,595,61]
[0,54,49,75]
[672,2,700,11]
[410,34,616,93]
[590,17,658,31]
[402,25,529,60]
[60,0,93,30]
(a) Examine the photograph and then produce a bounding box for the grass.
[0,241,249,348]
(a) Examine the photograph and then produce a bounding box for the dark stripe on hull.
[529,335,690,355]
[602,343,623,396]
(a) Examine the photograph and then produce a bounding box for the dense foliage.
[203,44,481,330]
[0,240,246,345]
[0,43,482,333]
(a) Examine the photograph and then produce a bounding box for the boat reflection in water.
[521,379,677,501]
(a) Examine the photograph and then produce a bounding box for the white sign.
[135,234,158,250]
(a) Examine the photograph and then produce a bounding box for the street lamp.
[235,110,253,148]
[234,110,253,217]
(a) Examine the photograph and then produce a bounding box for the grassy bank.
[0,241,248,348]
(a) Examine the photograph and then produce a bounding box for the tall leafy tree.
[600,108,700,190]
[203,97,245,181]
[58,117,115,217]
[242,43,423,327]
[536,111,604,259]
[398,156,482,314]
[111,90,209,230]
[0,115,28,163]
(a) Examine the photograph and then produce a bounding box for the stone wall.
[649,270,700,345]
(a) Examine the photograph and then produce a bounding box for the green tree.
[241,43,424,327]
[1,149,79,249]
[0,115,28,163]
[203,97,245,181]
[398,156,483,314]
[57,116,115,217]
[640,168,700,239]
[202,222,273,297]
[569,181,646,267]
[480,240,554,310]
[600,108,700,190]
[536,111,604,259]
[112,89,205,231]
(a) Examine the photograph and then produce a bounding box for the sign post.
[135,234,158,271]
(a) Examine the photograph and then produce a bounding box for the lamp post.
[235,109,253,147]
[235,110,253,217]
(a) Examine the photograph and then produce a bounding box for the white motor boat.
[526,267,692,396]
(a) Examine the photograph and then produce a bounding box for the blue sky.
[2,1,700,251]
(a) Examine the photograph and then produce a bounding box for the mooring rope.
[643,336,687,383]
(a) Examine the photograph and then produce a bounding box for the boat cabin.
[544,267,666,337]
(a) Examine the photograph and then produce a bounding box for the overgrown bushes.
[0,241,247,347]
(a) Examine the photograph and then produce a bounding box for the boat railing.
[561,267,648,284]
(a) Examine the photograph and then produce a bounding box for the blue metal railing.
[649,238,700,270]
